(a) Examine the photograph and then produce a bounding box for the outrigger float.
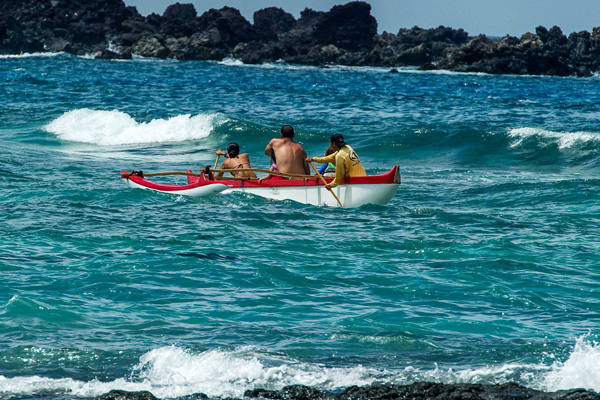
[121,165,400,208]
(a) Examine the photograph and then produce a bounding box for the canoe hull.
[222,183,398,207]
[124,177,230,197]
[122,165,400,208]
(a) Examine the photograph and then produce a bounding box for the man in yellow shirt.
[307,134,366,190]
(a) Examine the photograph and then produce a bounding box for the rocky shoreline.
[2,0,600,76]
[96,382,600,400]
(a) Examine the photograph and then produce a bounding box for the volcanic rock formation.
[2,0,600,76]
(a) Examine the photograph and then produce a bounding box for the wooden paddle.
[309,162,343,208]
[213,154,221,169]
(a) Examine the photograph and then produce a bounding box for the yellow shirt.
[313,145,366,188]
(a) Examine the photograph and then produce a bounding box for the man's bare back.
[264,126,309,175]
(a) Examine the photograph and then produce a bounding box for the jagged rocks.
[2,0,600,76]
[253,7,295,41]
[96,390,158,400]
[243,382,600,400]
[95,382,599,400]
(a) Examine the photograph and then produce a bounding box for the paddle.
[213,154,221,169]
[309,162,343,208]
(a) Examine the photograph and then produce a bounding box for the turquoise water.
[1,53,600,399]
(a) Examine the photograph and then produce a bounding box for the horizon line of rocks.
[2,0,600,76]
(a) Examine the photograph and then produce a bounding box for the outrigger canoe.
[121,165,400,208]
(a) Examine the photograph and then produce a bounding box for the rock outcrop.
[2,0,600,76]
[95,382,600,400]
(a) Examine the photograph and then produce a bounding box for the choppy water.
[1,53,600,399]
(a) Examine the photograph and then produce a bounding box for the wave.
[44,109,224,146]
[381,125,600,168]
[215,58,493,76]
[0,52,65,59]
[544,336,600,392]
[218,57,245,66]
[509,127,600,149]
[0,337,599,398]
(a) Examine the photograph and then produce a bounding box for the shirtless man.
[260,125,309,182]
[214,142,257,179]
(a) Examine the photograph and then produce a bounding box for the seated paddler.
[317,146,336,177]
[306,134,366,190]
[214,142,257,180]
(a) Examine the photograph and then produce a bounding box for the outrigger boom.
[121,165,401,208]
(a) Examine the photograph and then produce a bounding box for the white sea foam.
[0,52,64,59]
[0,346,378,398]
[44,109,220,146]
[544,336,600,392]
[219,57,245,66]
[216,58,312,71]
[77,53,101,60]
[509,127,600,149]
[213,58,491,76]
[130,346,379,398]
[1,339,599,398]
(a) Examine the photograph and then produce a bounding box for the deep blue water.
[1,53,600,399]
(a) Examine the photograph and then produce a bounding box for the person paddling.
[214,142,257,179]
[316,146,336,177]
[307,134,366,190]
[262,125,310,178]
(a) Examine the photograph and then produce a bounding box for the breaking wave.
[544,336,600,392]
[509,127,600,149]
[44,109,223,146]
[0,337,599,399]
[0,52,64,59]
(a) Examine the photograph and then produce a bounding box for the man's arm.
[329,153,346,188]
[311,152,337,164]
[214,160,227,179]
[302,149,310,175]
[264,139,275,159]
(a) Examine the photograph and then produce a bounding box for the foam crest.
[2,342,599,399]
[131,346,378,398]
[509,127,600,149]
[0,52,64,59]
[0,346,379,398]
[218,57,245,66]
[44,109,219,145]
[0,375,141,398]
[544,336,600,392]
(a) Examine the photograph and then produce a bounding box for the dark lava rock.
[245,385,324,400]
[180,393,209,399]
[95,390,158,400]
[245,382,600,400]
[3,0,600,75]
[197,7,258,47]
[253,7,296,41]
[163,3,196,21]
[95,48,132,59]
[312,1,377,51]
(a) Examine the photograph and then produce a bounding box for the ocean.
[1,53,600,399]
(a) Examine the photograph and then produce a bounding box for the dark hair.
[324,146,335,156]
[227,142,240,158]
[281,125,294,138]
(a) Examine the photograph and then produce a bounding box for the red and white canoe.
[121,165,400,208]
